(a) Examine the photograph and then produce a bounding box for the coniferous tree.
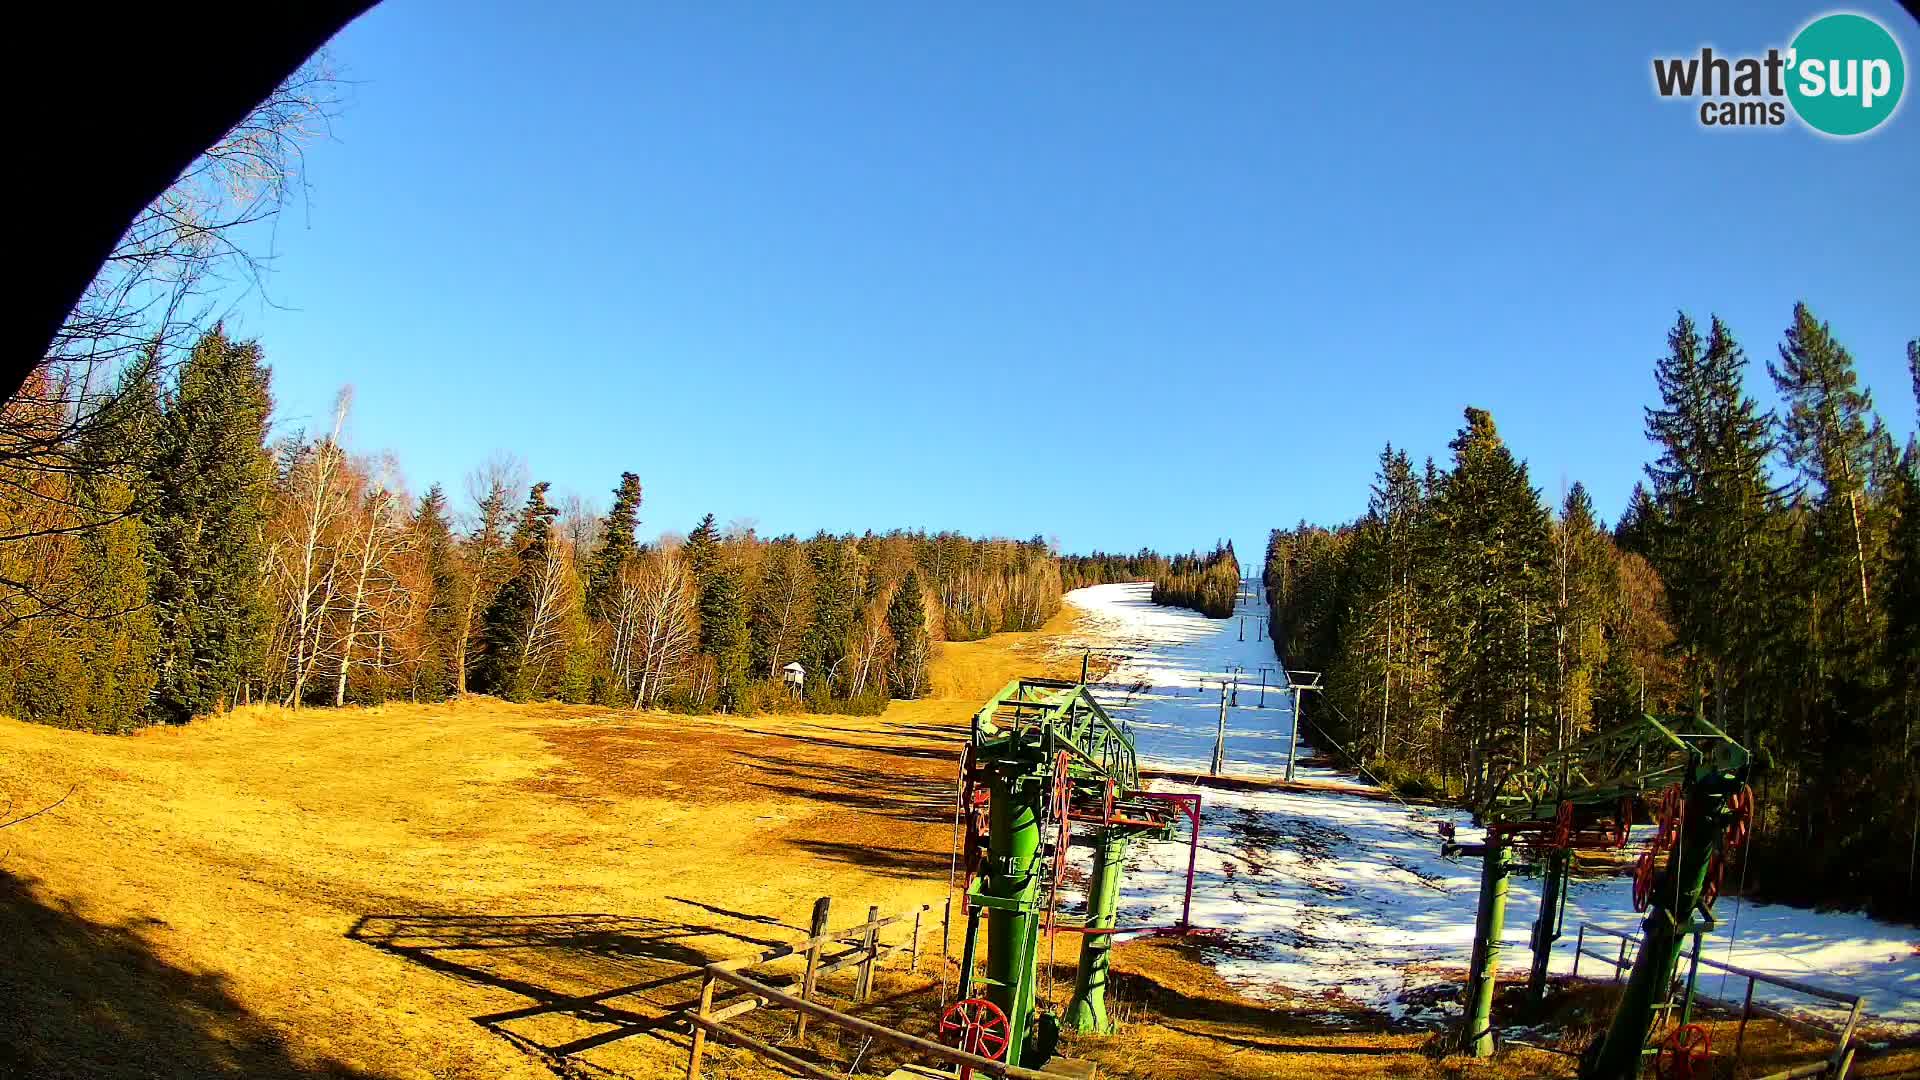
[684,513,721,586]
[0,358,163,731]
[413,485,464,700]
[1428,407,1553,797]
[584,471,642,620]
[801,535,861,699]
[699,567,750,711]
[144,326,275,721]
[1909,339,1919,429]
[473,482,558,700]
[458,470,520,695]
[887,569,931,699]
[1770,303,1880,623]
[1642,313,1777,729]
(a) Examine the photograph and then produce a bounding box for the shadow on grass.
[735,748,958,825]
[785,839,951,878]
[0,868,390,1079]
[346,908,806,1066]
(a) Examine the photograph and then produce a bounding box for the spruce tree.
[801,534,860,700]
[1642,313,1776,727]
[699,567,750,711]
[413,484,464,700]
[887,569,931,699]
[584,472,642,619]
[144,326,275,721]
[1428,407,1553,796]
[473,482,558,700]
[1769,303,1878,621]
[684,513,721,586]
[1909,339,1919,429]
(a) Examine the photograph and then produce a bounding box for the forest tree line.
[0,324,1065,730]
[1061,543,1242,619]
[1264,305,1917,916]
[1151,543,1241,618]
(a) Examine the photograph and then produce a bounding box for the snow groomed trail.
[1060,581,1919,1032]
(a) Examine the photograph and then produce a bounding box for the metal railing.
[1573,923,1867,1077]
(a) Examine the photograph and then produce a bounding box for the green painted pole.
[985,769,1042,1066]
[1527,847,1570,1004]
[1583,791,1725,1080]
[1064,828,1128,1034]
[1463,838,1512,1058]
[1679,928,1704,1028]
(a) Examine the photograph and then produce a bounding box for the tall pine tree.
[584,472,642,620]
[473,482,558,700]
[413,484,464,701]
[144,326,275,722]
[1427,407,1553,798]
[887,570,931,699]
[1642,313,1777,730]
[699,567,750,712]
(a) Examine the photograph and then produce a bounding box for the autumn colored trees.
[0,341,1068,730]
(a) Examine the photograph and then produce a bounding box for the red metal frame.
[1126,790,1203,933]
[1048,790,1204,939]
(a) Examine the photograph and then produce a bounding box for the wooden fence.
[1573,923,1867,1079]
[683,896,1048,1080]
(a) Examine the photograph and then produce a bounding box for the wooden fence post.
[1733,976,1755,1066]
[795,896,831,1041]
[1572,924,1586,978]
[1614,938,1629,982]
[911,907,923,973]
[856,904,880,1002]
[686,970,716,1080]
[1830,996,1863,1077]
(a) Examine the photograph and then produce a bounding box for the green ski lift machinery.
[1437,713,1751,1078]
[943,678,1202,1070]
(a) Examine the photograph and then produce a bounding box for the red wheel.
[1699,849,1724,913]
[1724,784,1753,852]
[938,997,1010,1068]
[1632,848,1657,912]
[1655,785,1684,852]
[1655,1022,1711,1079]
[958,747,990,913]
[1552,800,1575,850]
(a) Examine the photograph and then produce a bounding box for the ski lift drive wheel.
[1048,750,1072,895]
[1631,847,1657,912]
[938,997,1010,1080]
[1655,784,1684,852]
[1655,1022,1711,1079]
[1699,848,1725,913]
[1724,783,1754,852]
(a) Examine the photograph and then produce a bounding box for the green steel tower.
[951,678,1200,1068]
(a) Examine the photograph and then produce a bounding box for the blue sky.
[222,1,1919,559]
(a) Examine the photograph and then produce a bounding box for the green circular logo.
[1787,13,1905,136]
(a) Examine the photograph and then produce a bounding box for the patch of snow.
[1062,581,1920,1032]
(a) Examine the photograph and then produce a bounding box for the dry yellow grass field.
[1,606,1908,1080]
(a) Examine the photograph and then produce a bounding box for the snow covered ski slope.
[1061,581,1919,1032]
